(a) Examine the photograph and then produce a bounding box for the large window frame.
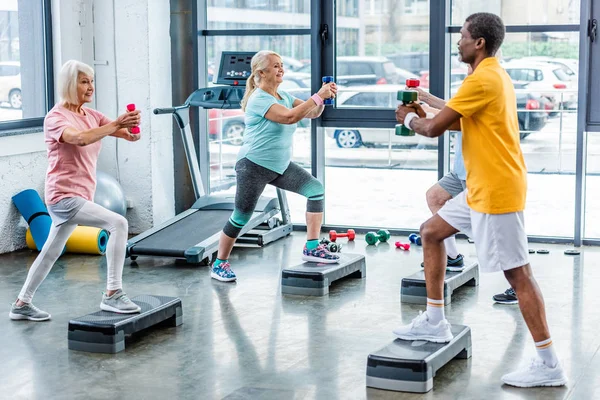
[197,0,594,245]
[0,0,54,133]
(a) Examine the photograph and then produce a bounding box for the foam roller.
[26,226,109,255]
[12,189,52,251]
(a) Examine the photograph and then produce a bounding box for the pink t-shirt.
[44,104,112,204]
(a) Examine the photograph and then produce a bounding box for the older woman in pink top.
[9,60,142,321]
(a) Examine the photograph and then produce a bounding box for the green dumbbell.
[365,229,391,245]
[395,78,421,137]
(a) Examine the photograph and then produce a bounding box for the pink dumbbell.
[395,241,410,251]
[126,103,140,134]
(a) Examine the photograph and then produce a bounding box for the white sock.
[444,236,459,259]
[426,298,445,324]
[535,338,559,368]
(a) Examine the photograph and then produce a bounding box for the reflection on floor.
[1,233,598,399]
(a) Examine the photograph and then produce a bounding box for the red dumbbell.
[329,229,356,242]
[126,103,140,134]
[395,241,410,250]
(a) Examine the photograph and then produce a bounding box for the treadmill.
[126,52,293,264]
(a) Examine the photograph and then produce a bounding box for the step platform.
[68,295,182,353]
[401,261,478,305]
[281,253,366,296]
[366,325,471,393]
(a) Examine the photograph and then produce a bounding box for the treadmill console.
[215,51,256,86]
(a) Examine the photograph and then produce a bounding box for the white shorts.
[437,190,529,273]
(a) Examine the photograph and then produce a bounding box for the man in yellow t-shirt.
[392,13,567,388]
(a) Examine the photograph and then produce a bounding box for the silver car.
[325,84,438,149]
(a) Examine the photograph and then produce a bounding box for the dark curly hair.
[465,13,505,57]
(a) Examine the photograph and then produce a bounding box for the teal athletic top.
[237,88,298,174]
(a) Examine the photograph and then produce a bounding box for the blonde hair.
[57,60,94,105]
[240,50,282,111]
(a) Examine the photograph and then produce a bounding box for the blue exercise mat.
[12,189,53,251]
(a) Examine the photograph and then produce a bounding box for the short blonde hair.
[57,60,94,105]
[240,50,282,111]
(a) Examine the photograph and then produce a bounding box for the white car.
[0,61,21,109]
[502,60,577,109]
[516,56,578,78]
[325,84,438,149]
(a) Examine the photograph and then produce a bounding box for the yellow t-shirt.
[446,57,527,214]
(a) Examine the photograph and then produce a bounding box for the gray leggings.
[223,158,324,238]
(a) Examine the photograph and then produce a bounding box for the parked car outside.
[296,56,401,86]
[502,60,578,109]
[0,61,21,109]
[326,83,548,148]
[517,57,578,78]
[209,108,245,145]
[419,67,469,89]
[386,52,462,75]
[280,56,305,72]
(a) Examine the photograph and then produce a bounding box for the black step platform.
[401,261,478,305]
[366,325,471,393]
[68,295,182,353]
[281,253,366,296]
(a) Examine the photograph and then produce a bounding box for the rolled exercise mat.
[26,226,109,255]
[12,189,52,251]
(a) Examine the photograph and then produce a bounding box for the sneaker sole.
[302,255,340,264]
[99,303,141,314]
[392,332,454,343]
[502,377,568,387]
[420,265,465,272]
[9,312,51,321]
[211,272,236,282]
[493,299,519,305]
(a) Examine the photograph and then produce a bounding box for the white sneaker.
[501,357,568,388]
[392,311,454,343]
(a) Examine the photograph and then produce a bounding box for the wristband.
[425,112,434,119]
[311,93,324,106]
[404,112,419,129]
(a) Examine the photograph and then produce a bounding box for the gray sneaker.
[100,289,141,314]
[9,302,51,321]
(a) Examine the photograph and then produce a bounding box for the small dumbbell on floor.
[329,229,356,242]
[409,233,422,246]
[365,229,391,245]
[395,242,410,250]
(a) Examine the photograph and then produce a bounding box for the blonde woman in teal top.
[211,50,339,282]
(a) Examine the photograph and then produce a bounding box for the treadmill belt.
[133,210,231,253]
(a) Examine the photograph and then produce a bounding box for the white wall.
[0,0,174,253]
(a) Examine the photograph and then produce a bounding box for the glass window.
[0,0,49,123]
[326,0,433,230]
[349,62,375,75]
[207,0,310,29]
[451,0,580,25]
[553,67,571,82]
[342,92,390,108]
